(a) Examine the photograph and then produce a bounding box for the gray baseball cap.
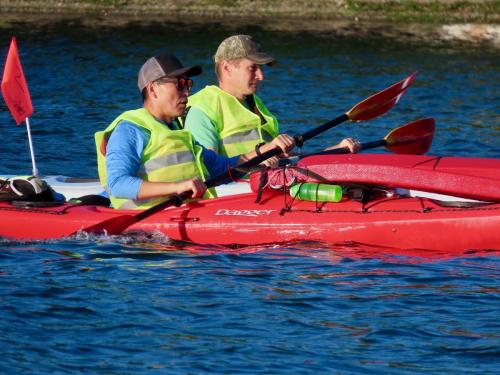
[137,54,202,92]
[214,35,276,65]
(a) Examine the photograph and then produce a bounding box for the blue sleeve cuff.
[201,146,239,177]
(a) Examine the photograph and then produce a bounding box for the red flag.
[1,37,33,124]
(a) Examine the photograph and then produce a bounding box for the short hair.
[141,87,148,102]
[215,62,222,81]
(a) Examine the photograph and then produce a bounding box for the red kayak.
[0,154,499,252]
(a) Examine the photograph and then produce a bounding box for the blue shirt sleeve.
[184,107,220,152]
[201,145,239,177]
[105,121,147,199]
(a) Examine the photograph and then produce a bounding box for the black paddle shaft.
[278,139,387,166]
[296,114,349,147]
[135,114,352,220]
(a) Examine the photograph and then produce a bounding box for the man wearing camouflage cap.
[184,34,360,158]
[184,35,278,158]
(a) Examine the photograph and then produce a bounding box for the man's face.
[153,76,192,118]
[227,58,264,97]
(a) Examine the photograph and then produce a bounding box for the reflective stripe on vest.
[138,150,196,176]
[221,128,274,145]
[187,85,279,157]
[95,108,216,210]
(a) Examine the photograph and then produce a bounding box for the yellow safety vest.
[187,85,279,157]
[95,108,216,210]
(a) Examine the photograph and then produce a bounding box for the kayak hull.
[1,190,499,252]
[1,154,499,252]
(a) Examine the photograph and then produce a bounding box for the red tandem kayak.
[0,154,499,252]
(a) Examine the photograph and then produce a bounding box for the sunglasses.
[156,77,193,91]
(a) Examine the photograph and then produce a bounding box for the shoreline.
[0,1,499,48]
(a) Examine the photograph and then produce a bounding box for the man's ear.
[146,82,157,99]
[222,60,232,75]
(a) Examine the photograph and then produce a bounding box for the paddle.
[76,71,417,236]
[279,118,435,166]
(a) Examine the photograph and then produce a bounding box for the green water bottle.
[289,183,343,202]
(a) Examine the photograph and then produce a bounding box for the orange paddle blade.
[75,214,139,236]
[385,118,435,155]
[347,72,417,122]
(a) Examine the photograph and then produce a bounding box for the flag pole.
[24,117,39,177]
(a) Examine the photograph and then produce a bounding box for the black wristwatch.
[255,142,265,156]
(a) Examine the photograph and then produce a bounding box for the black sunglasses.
[156,77,193,91]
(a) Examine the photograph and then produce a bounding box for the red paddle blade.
[73,214,139,236]
[347,72,417,122]
[385,118,435,155]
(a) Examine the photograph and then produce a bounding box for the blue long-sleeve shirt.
[106,120,240,199]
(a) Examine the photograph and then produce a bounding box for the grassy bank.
[0,0,499,47]
[1,0,499,23]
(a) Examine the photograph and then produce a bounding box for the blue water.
[1,24,499,374]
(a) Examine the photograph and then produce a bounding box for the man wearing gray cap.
[95,54,294,210]
[184,34,360,159]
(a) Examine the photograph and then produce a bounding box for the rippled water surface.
[0,24,499,374]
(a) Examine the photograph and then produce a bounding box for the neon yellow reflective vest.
[187,85,279,157]
[95,108,216,210]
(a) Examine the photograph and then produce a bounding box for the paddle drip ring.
[268,167,297,190]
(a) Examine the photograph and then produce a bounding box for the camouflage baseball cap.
[214,35,276,65]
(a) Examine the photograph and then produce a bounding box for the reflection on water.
[3,231,500,264]
[2,236,499,373]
